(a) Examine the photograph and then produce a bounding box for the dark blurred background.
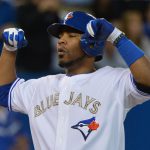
[0,0,150,149]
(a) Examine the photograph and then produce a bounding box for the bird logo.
[71,117,99,141]
[64,12,73,23]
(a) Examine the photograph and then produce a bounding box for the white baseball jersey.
[8,66,150,150]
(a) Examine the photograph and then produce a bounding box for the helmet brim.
[47,23,83,38]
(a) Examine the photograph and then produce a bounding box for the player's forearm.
[130,56,150,86]
[0,47,17,85]
[0,28,27,85]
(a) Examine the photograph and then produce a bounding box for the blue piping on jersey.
[8,78,21,111]
[0,82,12,107]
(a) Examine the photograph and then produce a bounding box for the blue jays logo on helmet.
[71,117,99,141]
[64,12,73,23]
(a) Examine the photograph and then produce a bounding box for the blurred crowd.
[0,0,150,149]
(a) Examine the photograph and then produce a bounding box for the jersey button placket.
[55,77,70,150]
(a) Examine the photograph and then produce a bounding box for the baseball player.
[0,11,150,150]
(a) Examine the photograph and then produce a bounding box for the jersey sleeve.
[125,74,150,109]
[0,82,13,107]
[115,69,150,111]
[9,78,37,114]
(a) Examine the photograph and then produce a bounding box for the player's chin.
[58,55,69,67]
[58,57,67,68]
[58,58,73,68]
[59,61,68,68]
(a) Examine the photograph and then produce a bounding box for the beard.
[58,54,87,68]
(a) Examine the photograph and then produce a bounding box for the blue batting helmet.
[47,11,102,61]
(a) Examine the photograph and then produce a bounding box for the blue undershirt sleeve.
[0,82,13,107]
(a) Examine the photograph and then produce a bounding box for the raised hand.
[2,28,28,51]
[86,18,123,44]
[80,18,123,58]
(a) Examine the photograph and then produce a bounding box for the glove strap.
[4,43,17,52]
[107,28,122,43]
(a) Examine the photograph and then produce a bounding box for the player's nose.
[58,32,68,45]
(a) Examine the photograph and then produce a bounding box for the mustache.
[57,48,69,53]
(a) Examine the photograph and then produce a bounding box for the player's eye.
[69,33,77,37]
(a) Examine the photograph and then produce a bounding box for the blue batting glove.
[81,18,113,57]
[80,18,123,57]
[86,18,114,41]
[86,18,123,43]
[80,35,105,57]
[2,28,28,52]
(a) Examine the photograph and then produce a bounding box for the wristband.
[113,33,125,45]
[116,36,144,67]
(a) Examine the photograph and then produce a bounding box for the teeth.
[58,51,65,55]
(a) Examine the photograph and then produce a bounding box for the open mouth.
[58,51,66,56]
[58,48,68,57]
